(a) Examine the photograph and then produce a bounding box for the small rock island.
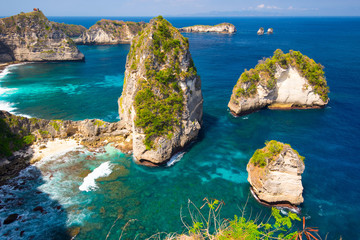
[267,28,273,34]
[0,10,84,62]
[74,19,147,45]
[178,23,236,33]
[119,16,203,166]
[247,140,305,209]
[228,49,329,116]
[257,27,264,35]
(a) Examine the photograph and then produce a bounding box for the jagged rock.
[228,49,329,116]
[3,213,19,224]
[0,110,130,159]
[118,16,203,165]
[257,27,264,35]
[74,19,147,45]
[247,140,305,206]
[0,11,84,63]
[178,23,236,33]
[267,28,273,34]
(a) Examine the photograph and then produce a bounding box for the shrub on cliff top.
[250,140,304,167]
[234,49,329,102]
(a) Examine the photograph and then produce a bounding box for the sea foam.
[79,161,112,192]
[166,151,185,167]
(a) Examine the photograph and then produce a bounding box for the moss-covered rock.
[119,16,203,165]
[247,140,305,206]
[74,19,146,45]
[228,49,329,116]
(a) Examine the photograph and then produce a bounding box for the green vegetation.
[94,119,106,127]
[250,140,305,167]
[234,49,329,102]
[49,120,61,131]
[0,118,33,157]
[41,50,55,54]
[162,198,323,240]
[91,19,146,39]
[52,22,86,37]
[129,16,198,150]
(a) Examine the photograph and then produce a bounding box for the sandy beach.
[13,138,82,164]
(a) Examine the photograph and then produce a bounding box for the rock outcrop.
[51,22,87,38]
[228,49,329,116]
[267,28,273,34]
[74,19,147,45]
[178,23,236,33]
[118,16,203,165]
[247,140,305,207]
[0,11,84,63]
[257,27,264,35]
[0,110,132,159]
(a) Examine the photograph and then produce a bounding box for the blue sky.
[2,0,360,16]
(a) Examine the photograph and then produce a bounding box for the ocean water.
[1,17,360,239]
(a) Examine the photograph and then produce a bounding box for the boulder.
[247,141,305,206]
[228,49,329,116]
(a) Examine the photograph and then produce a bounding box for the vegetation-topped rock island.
[0,10,84,62]
[119,16,203,166]
[228,49,329,116]
[74,19,147,45]
[178,23,236,33]
[247,140,305,209]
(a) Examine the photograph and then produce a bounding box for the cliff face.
[257,27,264,35]
[0,110,132,159]
[0,11,84,63]
[179,23,236,33]
[228,49,329,116]
[247,141,305,206]
[51,22,87,38]
[119,16,203,165]
[74,20,147,45]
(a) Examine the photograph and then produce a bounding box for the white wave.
[79,161,112,192]
[0,100,16,112]
[166,151,185,167]
[0,67,10,79]
[0,87,17,96]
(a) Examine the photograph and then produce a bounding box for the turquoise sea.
[1,17,360,239]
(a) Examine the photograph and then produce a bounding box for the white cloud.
[256,4,280,10]
[257,4,265,9]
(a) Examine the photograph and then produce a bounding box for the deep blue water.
[1,17,360,239]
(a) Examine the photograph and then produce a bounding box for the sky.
[1,0,360,17]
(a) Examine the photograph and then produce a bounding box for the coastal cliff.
[228,49,329,116]
[119,16,203,166]
[51,22,87,37]
[0,11,84,62]
[247,140,305,207]
[179,23,236,33]
[74,19,147,45]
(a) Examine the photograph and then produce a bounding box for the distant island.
[74,19,147,45]
[178,23,236,33]
[228,49,329,116]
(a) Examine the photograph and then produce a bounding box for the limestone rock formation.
[247,140,305,206]
[257,27,264,35]
[0,11,84,63]
[74,19,147,45]
[119,16,203,165]
[0,110,132,159]
[179,23,236,33]
[228,49,329,116]
[267,28,273,34]
[51,22,87,37]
